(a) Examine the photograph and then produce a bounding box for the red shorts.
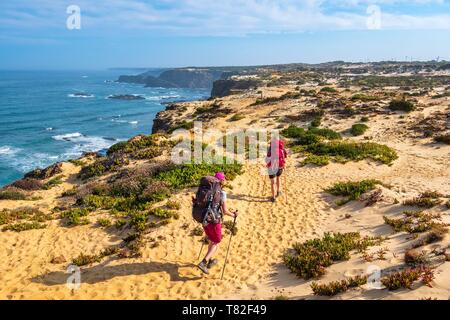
[203,223,222,243]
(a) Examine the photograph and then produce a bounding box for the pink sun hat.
[215,172,226,181]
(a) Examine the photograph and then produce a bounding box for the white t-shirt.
[220,190,227,204]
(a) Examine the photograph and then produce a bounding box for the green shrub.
[72,253,101,266]
[351,124,369,136]
[168,121,194,133]
[281,125,305,139]
[360,116,370,122]
[434,134,450,145]
[403,193,443,208]
[129,211,150,232]
[156,161,243,189]
[133,147,164,160]
[325,180,381,203]
[69,159,85,166]
[311,275,367,296]
[78,156,129,180]
[115,219,126,229]
[383,211,444,234]
[62,187,78,197]
[42,175,64,190]
[229,114,245,122]
[0,189,27,200]
[150,208,178,220]
[283,232,382,279]
[107,135,170,159]
[97,218,112,227]
[0,207,50,225]
[380,268,434,290]
[3,221,46,232]
[351,94,379,102]
[61,208,91,226]
[166,200,181,210]
[308,128,342,140]
[388,100,416,112]
[301,155,330,167]
[223,220,238,235]
[305,141,398,165]
[311,116,322,128]
[320,87,337,93]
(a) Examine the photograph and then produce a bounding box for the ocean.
[0,70,210,187]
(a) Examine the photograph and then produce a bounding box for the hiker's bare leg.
[270,178,276,199]
[204,242,219,261]
[276,176,281,195]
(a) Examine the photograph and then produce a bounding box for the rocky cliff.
[117,68,224,89]
[210,79,260,97]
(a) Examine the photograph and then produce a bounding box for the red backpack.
[192,176,222,225]
[266,139,287,169]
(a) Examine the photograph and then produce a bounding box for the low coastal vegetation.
[0,207,52,232]
[434,134,450,145]
[229,113,245,122]
[350,123,369,136]
[42,175,64,190]
[283,232,383,279]
[388,99,416,112]
[282,125,397,165]
[0,188,28,200]
[72,246,119,267]
[383,211,445,234]
[403,191,443,208]
[325,180,381,205]
[381,267,434,290]
[250,91,302,106]
[311,275,367,296]
[351,93,379,102]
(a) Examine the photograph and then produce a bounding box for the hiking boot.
[270,197,276,203]
[197,260,209,274]
[207,259,218,269]
[276,191,283,198]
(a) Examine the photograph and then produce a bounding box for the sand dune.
[0,86,449,300]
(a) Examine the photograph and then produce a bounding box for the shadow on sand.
[32,260,202,286]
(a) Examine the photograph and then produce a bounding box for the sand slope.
[0,88,449,300]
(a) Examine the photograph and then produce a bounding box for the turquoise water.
[0,70,209,187]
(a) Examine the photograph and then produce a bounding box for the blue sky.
[1,0,450,69]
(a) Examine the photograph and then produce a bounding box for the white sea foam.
[46,127,54,131]
[0,146,19,156]
[68,93,94,98]
[129,121,138,125]
[145,94,181,101]
[53,133,119,158]
[52,132,83,141]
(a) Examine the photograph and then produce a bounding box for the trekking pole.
[198,237,206,260]
[221,213,238,280]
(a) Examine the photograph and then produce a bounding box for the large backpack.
[266,139,287,169]
[192,176,222,225]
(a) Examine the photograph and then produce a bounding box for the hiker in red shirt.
[195,172,238,275]
[266,137,288,202]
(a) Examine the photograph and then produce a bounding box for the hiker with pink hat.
[192,171,239,275]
